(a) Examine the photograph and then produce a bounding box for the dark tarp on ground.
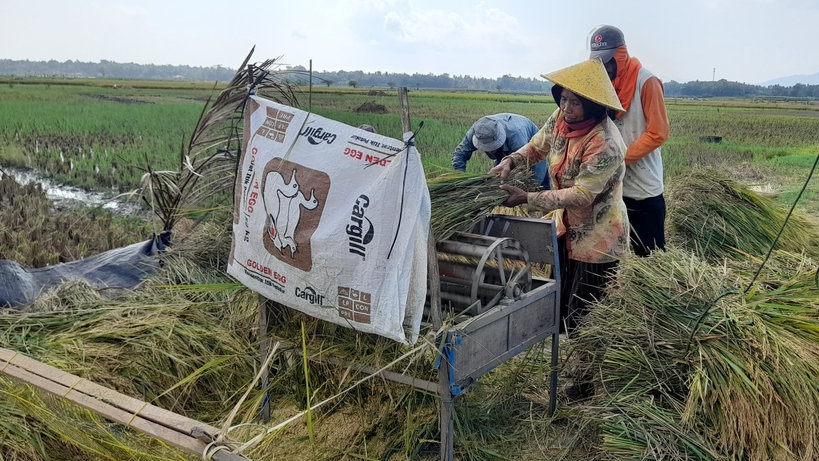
[0,232,170,308]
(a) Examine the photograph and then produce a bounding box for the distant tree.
[2,59,818,97]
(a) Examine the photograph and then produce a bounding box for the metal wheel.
[436,232,532,314]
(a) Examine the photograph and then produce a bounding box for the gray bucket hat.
[588,25,625,63]
[471,117,506,152]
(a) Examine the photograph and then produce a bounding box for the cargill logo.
[347,195,374,260]
[299,126,337,145]
[295,286,326,306]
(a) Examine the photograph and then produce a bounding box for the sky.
[2,0,818,85]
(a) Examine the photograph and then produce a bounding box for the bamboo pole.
[0,348,249,461]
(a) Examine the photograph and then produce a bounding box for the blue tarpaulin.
[0,232,169,308]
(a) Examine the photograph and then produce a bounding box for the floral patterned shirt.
[506,108,630,264]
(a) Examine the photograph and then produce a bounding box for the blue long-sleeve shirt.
[451,113,549,188]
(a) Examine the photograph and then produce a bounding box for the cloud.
[374,3,543,77]
[382,4,525,46]
[289,25,309,40]
[383,9,464,43]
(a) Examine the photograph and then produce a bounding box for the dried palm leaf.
[131,48,304,232]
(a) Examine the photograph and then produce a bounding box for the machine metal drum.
[435,232,532,315]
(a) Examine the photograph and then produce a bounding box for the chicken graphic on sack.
[263,168,319,258]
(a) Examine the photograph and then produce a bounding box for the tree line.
[0,59,236,83]
[2,59,818,99]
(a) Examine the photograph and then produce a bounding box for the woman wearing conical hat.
[489,57,630,334]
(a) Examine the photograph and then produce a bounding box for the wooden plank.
[0,348,220,435]
[253,334,439,393]
[0,354,202,452]
[0,348,247,461]
[259,295,271,422]
[314,354,439,393]
[397,84,452,461]
[398,87,411,133]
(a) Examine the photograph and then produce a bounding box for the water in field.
[0,165,138,213]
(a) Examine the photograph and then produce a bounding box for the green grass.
[0,82,211,191]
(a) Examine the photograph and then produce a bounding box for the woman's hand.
[488,157,513,180]
[499,184,528,207]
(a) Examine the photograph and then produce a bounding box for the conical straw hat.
[541,57,624,112]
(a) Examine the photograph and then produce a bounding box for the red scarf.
[611,46,642,116]
[556,117,598,139]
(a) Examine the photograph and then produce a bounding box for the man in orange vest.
[589,25,670,257]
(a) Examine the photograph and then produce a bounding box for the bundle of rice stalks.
[0,389,48,460]
[595,397,721,460]
[2,383,186,460]
[162,220,234,277]
[427,166,537,242]
[667,168,819,261]
[565,248,819,460]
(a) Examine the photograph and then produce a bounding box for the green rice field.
[1,79,818,217]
